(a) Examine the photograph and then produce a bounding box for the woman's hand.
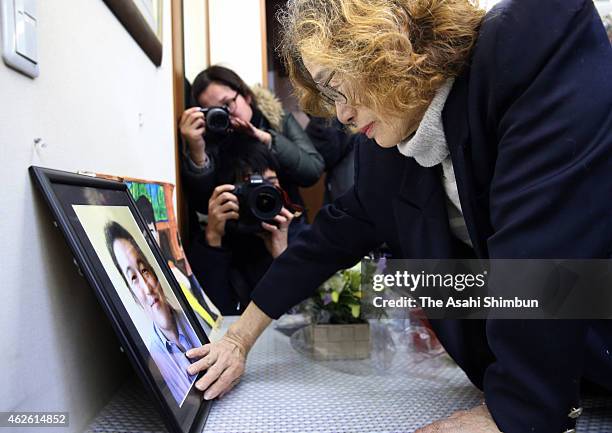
[205,184,239,247]
[180,107,207,166]
[258,207,295,258]
[231,116,272,147]
[186,335,247,400]
[186,302,273,400]
[414,404,501,433]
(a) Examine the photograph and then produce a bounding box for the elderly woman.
[186,1,612,432]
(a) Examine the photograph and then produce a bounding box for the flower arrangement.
[309,260,379,324]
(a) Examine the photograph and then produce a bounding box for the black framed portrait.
[30,166,211,433]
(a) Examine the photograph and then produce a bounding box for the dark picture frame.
[103,0,163,66]
[30,166,211,433]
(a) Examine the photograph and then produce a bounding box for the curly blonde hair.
[278,0,485,119]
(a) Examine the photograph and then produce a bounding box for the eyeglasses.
[315,71,348,105]
[224,92,240,113]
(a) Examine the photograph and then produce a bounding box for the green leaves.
[312,263,365,324]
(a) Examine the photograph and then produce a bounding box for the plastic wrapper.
[279,256,450,375]
[408,308,445,359]
[284,315,451,376]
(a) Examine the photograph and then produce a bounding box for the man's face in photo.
[113,238,174,330]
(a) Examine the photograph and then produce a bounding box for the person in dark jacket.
[186,1,612,432]
[179,65,324,234]
[187,142,300,315]
[305,116,365,203]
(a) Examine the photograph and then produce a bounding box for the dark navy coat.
[251,0,612,431]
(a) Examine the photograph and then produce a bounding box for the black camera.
[227,174,283,234]
[200,106,231,134]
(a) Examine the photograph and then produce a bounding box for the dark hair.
[135,195,156,228]
[104,220,151,305]
[217,136,281,185]
[192,65,257,108]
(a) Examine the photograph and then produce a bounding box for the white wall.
[595,0,612,16]
[184,0,209,83]
[480,0,502,10]
[208,0,264,86]
[0,0,176,431]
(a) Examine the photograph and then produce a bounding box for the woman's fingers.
[211,199,238,218]
[230,117,258,136]
[180,109,206,142]
[180,107,201,126]
[279,207,294,220]
[210,185,236,202]
[187,352,218,378]
[218,200,239,214]
[187,111,204,126]
[203,364,243,400]
[278,209,294,227]
[182,111,204,133]
[214,192,239,206]
[218,211,239,221]
[230,117,246,129]
[272,214,288,225]
[186,344,210,359]
[192,117,205,130]
[194,363,224,395]
[260,222,278,233]
[194,356,243,398]
[261,208,294,233]
[188,336,248,399]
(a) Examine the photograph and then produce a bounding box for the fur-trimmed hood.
[251,85,284,132]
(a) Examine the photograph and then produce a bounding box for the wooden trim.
[260,0,269,87]
[171,0,188,242]
[204,0,211,67]
[102,0,163,66]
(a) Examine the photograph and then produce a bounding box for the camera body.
[200,106,231,134]
[227,174,283,234]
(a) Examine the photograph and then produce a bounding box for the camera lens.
[248,184,282,220]
[255,192,277,214]
[206,107,230,133]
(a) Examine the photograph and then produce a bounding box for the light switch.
[15,7,37,62]
[15,0,37,62]
[1,0,39,77]
[16,0,37,15]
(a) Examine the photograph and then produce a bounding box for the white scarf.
[397,78,472,247]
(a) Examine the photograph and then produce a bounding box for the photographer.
[187,142,302,315]
[180,65,324,233]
